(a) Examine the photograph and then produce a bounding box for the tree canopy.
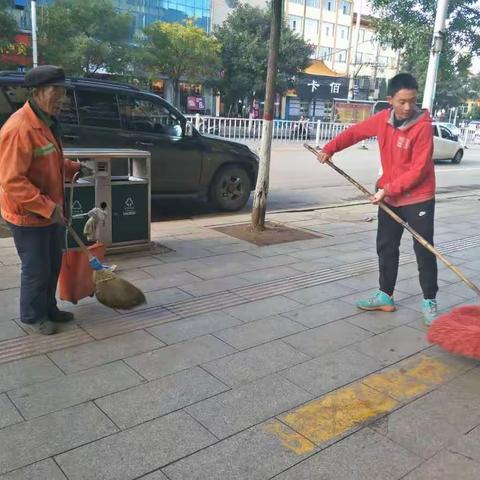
[37,0,133,75]
[0,0,18,65]
[213,3,313,111]
[139,20,221,106]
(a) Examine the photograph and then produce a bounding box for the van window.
[118,95,183,138]
[76,89,120,129]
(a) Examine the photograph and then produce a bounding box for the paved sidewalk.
[1,196,480,479]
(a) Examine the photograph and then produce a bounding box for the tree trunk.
[251,0,282,230]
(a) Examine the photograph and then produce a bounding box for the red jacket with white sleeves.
[322,108,435,207]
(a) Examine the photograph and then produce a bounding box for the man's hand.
[370,189,386,205]
[317,150,332,164]
[50,204,66,225]
[79,164,94,177]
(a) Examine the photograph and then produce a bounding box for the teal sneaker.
[357,290,395,312]
[422,299,438,326]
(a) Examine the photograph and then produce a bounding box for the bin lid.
[64,148,151,159]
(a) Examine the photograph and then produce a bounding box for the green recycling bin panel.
[111,181,149,244]
[64,183,95,248]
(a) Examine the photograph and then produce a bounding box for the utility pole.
[348,0,362,99]
[251,0,282,230]
[31,0,38,67]
[422,0,449,111]
[370,40,381,100]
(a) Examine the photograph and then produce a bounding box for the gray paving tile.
[223,296,301,323]
[395,277,449,296]
[280,347,383,396]
[346,306,423,334]
[0,356,64,393]
[0,459,67,480]
[285,282,356,306]
[352,325,430,365]
[0,321,25,341]
[185,374,312,439]
[283,320,372,358]
[402,450,480,480]
[147,311,242,344]
[335,272,382,291]
[96,367,228,429]
[55,411,215,480]
[274,428,421,480]
[381,390,474,459]
[0,393,22,428]
[9,362,143,419]
[181,276,252,296]
[449,425,480,462]
[134,270,201,288]
[238,266,302,283]
[282,299,359,328]
[214,316,305,350]
[163,419,317,480]
[398,292,465,313]
[0,403,116,475]
[137,471,169,480]
[48,331,164,374]
[125,335,236,380]
[203,341,310,387]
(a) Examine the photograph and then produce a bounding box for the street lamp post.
[31,0,38,67]
[422,0,449,111]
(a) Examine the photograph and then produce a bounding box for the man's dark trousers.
[377,198,438,300]
[9,223,64,324]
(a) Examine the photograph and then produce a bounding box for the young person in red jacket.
[317,73,438,325]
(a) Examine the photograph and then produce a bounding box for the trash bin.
[64,148,151,253]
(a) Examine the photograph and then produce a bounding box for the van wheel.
[452,150,463,164]
[210,165,252,211]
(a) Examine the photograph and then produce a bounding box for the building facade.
[8,0,213,33]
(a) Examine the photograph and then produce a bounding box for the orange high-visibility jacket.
[0,102,80,226]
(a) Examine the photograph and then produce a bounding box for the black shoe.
[49,310,74,323]
[38,318,58,335]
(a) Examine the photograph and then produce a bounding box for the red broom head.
[427,305,480,360]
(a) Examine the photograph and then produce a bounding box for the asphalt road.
[152,142,480,220]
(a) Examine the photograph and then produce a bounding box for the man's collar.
[28,99,55,128]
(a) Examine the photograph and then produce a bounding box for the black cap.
[24,65,66,88]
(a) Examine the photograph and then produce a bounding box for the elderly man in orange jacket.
[0,65,91,335]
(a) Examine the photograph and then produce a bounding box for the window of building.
[291,0,321,6]
[337,25,349,41]
[355,52,363,64]
[317,46,333,60]
[304,18,319,42]
[288,15,303,34]
[359,28,366,42]
[322,22,335,37]
[76,90,120,129]
[378,56,388,67]
[336,51,346,63]
[340,0,352,15]
[323,0,336,12]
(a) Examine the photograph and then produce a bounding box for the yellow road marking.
[279,383,397,444]
[263,420,316,455]
[270,354,465,453]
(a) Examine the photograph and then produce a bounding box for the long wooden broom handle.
[66,224,95,261]
[304,143,480,297]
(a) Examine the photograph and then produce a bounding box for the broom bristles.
[94,269,146,310]
[427,305,480,360]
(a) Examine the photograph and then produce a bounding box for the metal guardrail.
[185,114,360,145]
[187,114,480,147]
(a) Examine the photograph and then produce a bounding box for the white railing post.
[195,113,201,130]
[315,120,321,147]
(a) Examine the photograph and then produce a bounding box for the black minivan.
[0,72,258,211]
